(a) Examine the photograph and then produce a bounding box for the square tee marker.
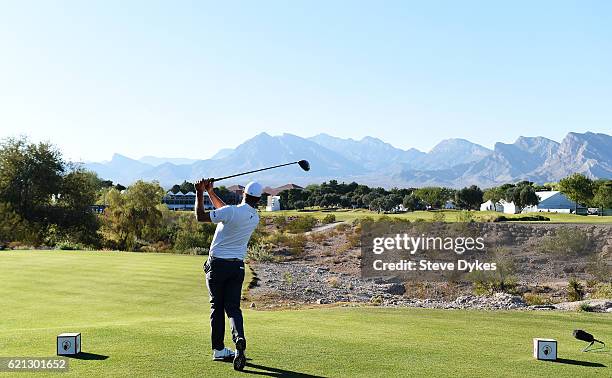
[57,333,81,356]
[533,338,557,360]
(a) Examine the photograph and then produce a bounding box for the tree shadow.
[67,352,109,360]
[549,358,605,367]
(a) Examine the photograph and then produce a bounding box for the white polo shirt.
[209,203,259,260]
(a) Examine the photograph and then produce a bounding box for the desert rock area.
[248,220,612,312]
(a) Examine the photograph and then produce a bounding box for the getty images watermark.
[360,220,612,282]
[371,232,494,273]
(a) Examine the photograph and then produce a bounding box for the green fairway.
[0,251,609,377]
[261,208,612,223]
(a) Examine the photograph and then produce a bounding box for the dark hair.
[245,194,260,207]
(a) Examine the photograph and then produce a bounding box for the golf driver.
[210,160,310,183]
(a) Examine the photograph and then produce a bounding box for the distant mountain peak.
[86,131,611,189]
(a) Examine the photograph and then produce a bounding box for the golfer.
[195,178,261,371]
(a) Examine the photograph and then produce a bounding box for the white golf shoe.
[212,347,235,361]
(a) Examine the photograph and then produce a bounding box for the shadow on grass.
[67,352,109,360]
[549,358,605,367]
[220,359,322,377]
[241,362,324,377]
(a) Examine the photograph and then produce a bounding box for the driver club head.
[298,160,310,171]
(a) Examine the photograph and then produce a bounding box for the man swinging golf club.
[195,178,262,371]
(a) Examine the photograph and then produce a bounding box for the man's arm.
[205,180,226,209]
[195,178,213,222]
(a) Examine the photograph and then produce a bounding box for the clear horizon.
[1,1,611,161]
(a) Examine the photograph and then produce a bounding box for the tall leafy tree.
[179,180,195,194]
[455,185,483,210]
[0,137,64,222]
[414,187,452,209]
[101,180,165,251]
[504,182,539,211]
[558,173,594,207]
[592,180,612,208]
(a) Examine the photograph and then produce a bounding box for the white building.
[479,191,579,214]
[480,199,503,212]
[500,199,517,214]
[522,191,578,213]
[266,195,281,212]
[480,200,504,213]
[444,200,456,209]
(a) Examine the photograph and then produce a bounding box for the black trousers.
[204,257,245,350]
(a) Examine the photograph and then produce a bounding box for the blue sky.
[1,1,610,161]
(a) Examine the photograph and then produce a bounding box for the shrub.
[140,241,172,253]
[591,283,612,299]
[494,215,550,222]
[286,234,307,255]
[247,243,274,262]
[523,293,551,306]
[431,211,445,222]
[327,276,341,288]
[579,302,594,312]
[187,247,209,255]
[567,278,585,302]
[172,215,216,252]
[336,223,350,232]
[585,255,611,282]
[456,210,474,223]
[346,229,361,249]
[55,241,84,250]
[472,277,518,295]
[273,216,287,229]
[537,229,592,256]
[322,214,336,224]
[308,232,327,244]
[282,272,293,284]
[286,216,317,233]
[264,231,290,246]
[370,295,383,306]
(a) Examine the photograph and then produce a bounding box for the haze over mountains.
[85,131,612,189]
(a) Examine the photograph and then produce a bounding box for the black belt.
[209,256,243,262]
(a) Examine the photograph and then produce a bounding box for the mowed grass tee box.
[0,250,610,377]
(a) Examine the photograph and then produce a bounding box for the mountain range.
[84,131,612,189]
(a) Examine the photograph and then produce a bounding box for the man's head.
[243,181,262,207]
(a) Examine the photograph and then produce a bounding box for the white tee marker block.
[57,333,81,356]
[533,338,557,360]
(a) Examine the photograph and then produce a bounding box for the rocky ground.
[247,221,612,312]
[250,261,530,310]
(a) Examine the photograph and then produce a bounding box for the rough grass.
[261,209,612,223]
[0,250,610,377]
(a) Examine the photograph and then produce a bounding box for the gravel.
[250,261,530,310]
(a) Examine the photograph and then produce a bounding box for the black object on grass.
[573,329,605,352]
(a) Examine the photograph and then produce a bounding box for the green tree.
[592,180,612,208]
[0,137,64,222]
[483,184,513,203]
[455,185,483,210]
[101,180,165,251]
[179,180,195,194]
[0,202,26,245]
[558,173,593,208]
[402,193,421,211]
[52,169,101,245]
[414,187,452,209]
[0,137,102,245]
[504,182,539,211]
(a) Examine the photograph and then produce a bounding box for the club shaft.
[213,161,299,182]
